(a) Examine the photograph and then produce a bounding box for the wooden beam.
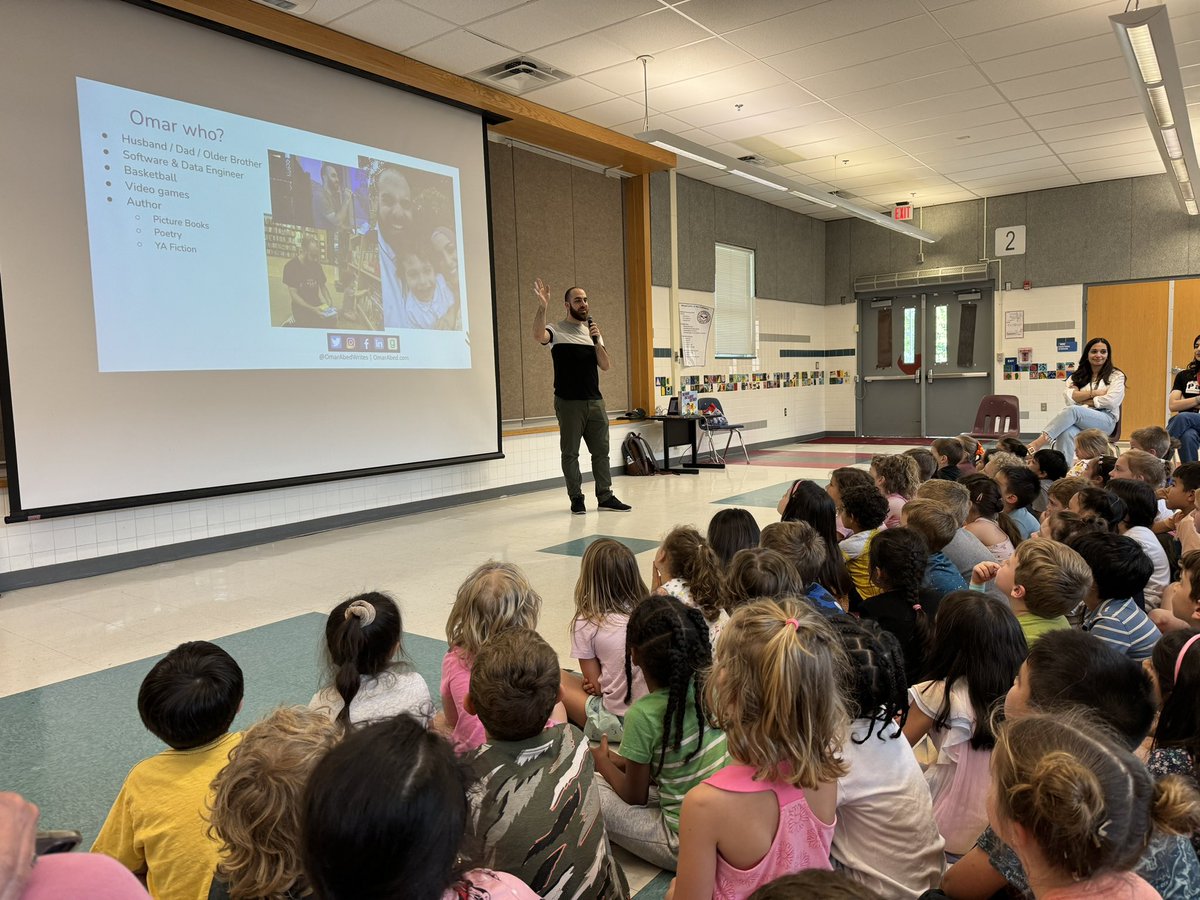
[624,174,655,413]
[148,0,676,174]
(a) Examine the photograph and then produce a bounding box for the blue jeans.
[1169,412,1200,462]
[1042,405,1116,461]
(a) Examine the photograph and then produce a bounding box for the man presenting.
[532,278,630,514]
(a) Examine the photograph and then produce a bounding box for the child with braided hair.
[666,600,846,900]
[653,525,728,645]
[859,527,941,679]
[903,592,1026,862]
[592,594,729,871]
[959,474,1020,561]
[826,617,945,898]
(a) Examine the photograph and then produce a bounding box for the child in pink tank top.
[666,599,848,900]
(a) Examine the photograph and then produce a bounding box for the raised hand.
[971,560,1001,585]
[533,277,550,309]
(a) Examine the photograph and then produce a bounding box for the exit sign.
[893,204,912,221]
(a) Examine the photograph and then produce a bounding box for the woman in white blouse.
[1027,338,1125,462]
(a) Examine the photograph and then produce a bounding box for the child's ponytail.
[324,592,403,728]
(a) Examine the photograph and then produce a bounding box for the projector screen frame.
[0,0,509,523]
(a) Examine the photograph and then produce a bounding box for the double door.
[857,289,994,437]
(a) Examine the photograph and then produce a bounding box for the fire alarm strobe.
[892,202,912,221]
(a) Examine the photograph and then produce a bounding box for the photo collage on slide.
[263,153,463,337]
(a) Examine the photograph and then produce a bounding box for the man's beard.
[568,306,588,322]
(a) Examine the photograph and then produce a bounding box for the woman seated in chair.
[1169,333,1200,463]
[1028,338,1124,463]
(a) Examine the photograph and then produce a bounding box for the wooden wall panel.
[625,175,654,411]
[1173,279,1200,376]
[489,143,524,421]
[1085,281,1169,435]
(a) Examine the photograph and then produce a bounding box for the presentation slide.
[78,78,471,372]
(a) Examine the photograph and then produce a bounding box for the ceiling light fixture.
[635,128,938,242]
[1112,5,1200,214]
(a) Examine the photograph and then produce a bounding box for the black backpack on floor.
[622,432,658,476]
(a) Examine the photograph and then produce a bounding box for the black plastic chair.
[697,396,748,464]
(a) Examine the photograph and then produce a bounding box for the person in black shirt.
[282,236,335,328]
[531,278,630,515]
[1169,333,1200,462]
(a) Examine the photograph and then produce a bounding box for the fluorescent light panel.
[635,128,939,242]
[1112,6,1200,215]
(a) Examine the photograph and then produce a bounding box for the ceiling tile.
[673,0,828,35]
[1069,151,1164,174]
[939,145,1056,175]
[879,104,1022,143]
[976,33,1118,82]
[797,42,971,100]
[570,95,649,128]
[523,78,620,113]
[1057,141,1159,164]
[528,33,645,75]
[949,158,1069,181]
[957,166,1076,189]
[832,66,989,116]
[1038,114,1150,144]
[468,0,659,53]
[1075,163,1166,182]
[903,129,1041,161]
[1048,127,1153,154]
[308,0,376,26]
[724,0,925,59]
[856,85,1007,130]
[591,7,713,58]
[646,61,789,111]
[667,82,820,129]
[764,15,943,81]
[932,0,1113,39]
[967,175,1080,195]
[956,5,1116,63]
[1012,80,1135,117]
[585,37,752,94]
[406,29,516,74]
[609,112,693,137]
[704,103,846,141]
[766,118,879,150]
[325,0,454,52]
[994,58,1131,102]
[1024,97,1144,131]
[781,131,902,163]
[400,0,529,26]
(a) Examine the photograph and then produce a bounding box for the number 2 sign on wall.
[995,225,1026,257]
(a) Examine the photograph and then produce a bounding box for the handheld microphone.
[587,316,598,344]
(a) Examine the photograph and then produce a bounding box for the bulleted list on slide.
[75,77,470,373]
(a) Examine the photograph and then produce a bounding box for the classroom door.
[924,289,995,437]
[858,297,923,437]
[1085,282,1170,434]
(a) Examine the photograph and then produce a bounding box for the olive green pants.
[554,397,612,501]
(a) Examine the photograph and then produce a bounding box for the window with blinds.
[715,243,756,358]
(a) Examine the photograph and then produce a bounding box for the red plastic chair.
[968,395,1021,440]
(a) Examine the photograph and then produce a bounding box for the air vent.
[472,57,569,95]
[736,153,778,168]
[248,0,317,13]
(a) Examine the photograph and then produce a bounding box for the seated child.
[1066,427,1115,477]
[1038,508,1107,543]
[930,438,964,482]
[1165,462,1200,552]
[871,454,920,528]
[994,465,1041,541]
[707,508,761,568]
[653,525,728,645]
[725,547,805,612]
[759,521,846,615]
[959,474,1020,561]
[592,595,729,872]
[1147,629,1200,857]
[903,447,937,483]
[309,592,431,728]
[669,601,843,900]
[467,628,626,899]
[747,871,881,899]
[1151,550,1200,635]
[1071,485,1126,532]
[1131,424,1175,460]
[439,560,543,753]
[837,484,890,603]
[208,707,339,900]
[562,539,648,742]
[1027,448,1068,515]
[957,436,982,475]
[860,528,942,680]
[828,617,945,897]
[301,714,539,899]
[1107,478,1171,607]
[92,641,244,900]
[979,450,1021,479]
[914,480,994,584]
[1044,474,1092,516]
[904,593,1025,860]
[397,245,458,330]
[943,629,1200,900]
[1069,531,1160,660]
[1090,454,1119,487]
[776,481,854,602]
[900,499,967,598]
[970,538,1091,646]
[1114,449,1173,521]
[995,436,1027,458]
[827,467,876,538]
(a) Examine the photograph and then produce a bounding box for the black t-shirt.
[547,319,602,401]
[282,256,325,308]
[1173,368,1200,400]
[859,587,942,682]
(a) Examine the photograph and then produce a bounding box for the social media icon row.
[327,334,399,352]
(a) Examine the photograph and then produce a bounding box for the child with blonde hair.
[667,600,847,900]
[561,538,648,741]
[438,560,543,752]
[1066,427,1115,477]
[653,525,727,644]
[208,707,339,900]
[970,538,1092,645]
[871,454,920,528]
